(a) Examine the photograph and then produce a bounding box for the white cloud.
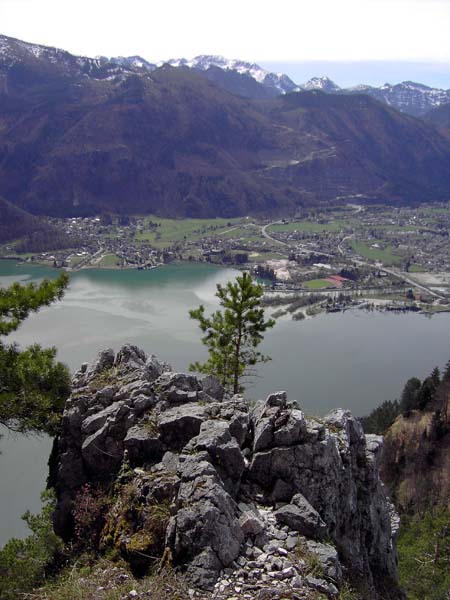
[0,0,449,62]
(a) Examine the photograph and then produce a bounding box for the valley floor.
[3,202,450,319]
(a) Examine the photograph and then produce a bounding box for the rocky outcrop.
[51,344,402,599]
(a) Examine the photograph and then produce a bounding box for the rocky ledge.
[51,344,401,599]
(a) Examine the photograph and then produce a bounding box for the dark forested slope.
[1,34,450,217]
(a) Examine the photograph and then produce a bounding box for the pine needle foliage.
[189,272,275,394]
[0,273,69,336]
[0,272,70,435]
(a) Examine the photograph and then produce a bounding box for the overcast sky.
[1,0,450,87]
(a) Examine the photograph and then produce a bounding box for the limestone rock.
[144,354,172,382]
[81,423,123,476]
[239,511,264,536]
[185,420,245,492]
[305,540,342,584]
[274,493,328,540]
[169,454,244,588]
[201,375,224,401]
[306,574,339,597]
[154,372,200,404]
[123,425,164,466]
[51,345,402,599]
[158,403,208,450]
[115,344,147,370]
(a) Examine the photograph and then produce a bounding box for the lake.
[1,259,450,544]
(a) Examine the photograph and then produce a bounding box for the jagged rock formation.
[51,344,402,599]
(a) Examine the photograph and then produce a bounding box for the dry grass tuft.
[25,559,194,600]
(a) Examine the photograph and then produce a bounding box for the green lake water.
[1,259,450,543]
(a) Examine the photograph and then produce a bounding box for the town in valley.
[3,201,450,320]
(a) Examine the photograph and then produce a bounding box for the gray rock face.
[186,420,245,483]
[144,354,172,382]
[51,346,401,599]
[239,511,264,536]
[275,493,328,540]
[248,397,398,591]
[169,454,244,589]
[252,393,307,453]
[201,375,224,401]
[123,425,164,466]
[306,540,343,583]
[158,404,207,450]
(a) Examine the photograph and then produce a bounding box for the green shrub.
[0,489,63,599]
[398,507,450,599]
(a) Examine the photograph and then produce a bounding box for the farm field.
[97,253,121,267]
[268,220,350,234]
[350,240,404,266]
[218,224,263,242]
[303,278,332,289]
[408,264,426,273]
[135,216,246,248]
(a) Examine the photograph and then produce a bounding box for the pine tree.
[431,366,441,387]
[0,273,71,435]
[443,359,450,382]
[400,377,422,414]
[189,272,275,394]
[0,273,68,334]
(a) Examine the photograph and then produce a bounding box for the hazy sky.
[1,0,450,87]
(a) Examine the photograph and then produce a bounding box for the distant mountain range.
[115,53,450,118]
[346,81,450,118]
[1,33,450,219]
[1,34,449,117]
[165,56,300,96]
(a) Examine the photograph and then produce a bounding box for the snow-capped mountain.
[2,32,450,218]
[1,33,449,118]
[166,55,300,95]
[162,58,450,117]
[0,33,142,81]
[302,76,341,93]
[110,55,156,70]
[0,33,99,71]
[346,81,450,117]
[301,78,450,116]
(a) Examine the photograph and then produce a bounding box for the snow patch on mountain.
[1,33,449,117]
[302,76,341,93]
[165,55,300,94]
[347,80,450,116]
[111,55,156,70]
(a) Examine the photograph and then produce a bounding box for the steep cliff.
[380,383,450,514]
[377,376,450,599]
[51,344,402,599]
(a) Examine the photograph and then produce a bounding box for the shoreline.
[1,257,449,318]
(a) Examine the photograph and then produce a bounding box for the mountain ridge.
[2,34,448,116]
[424,102,450,130]
[1,33,450,217]
[0,195,45,243]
